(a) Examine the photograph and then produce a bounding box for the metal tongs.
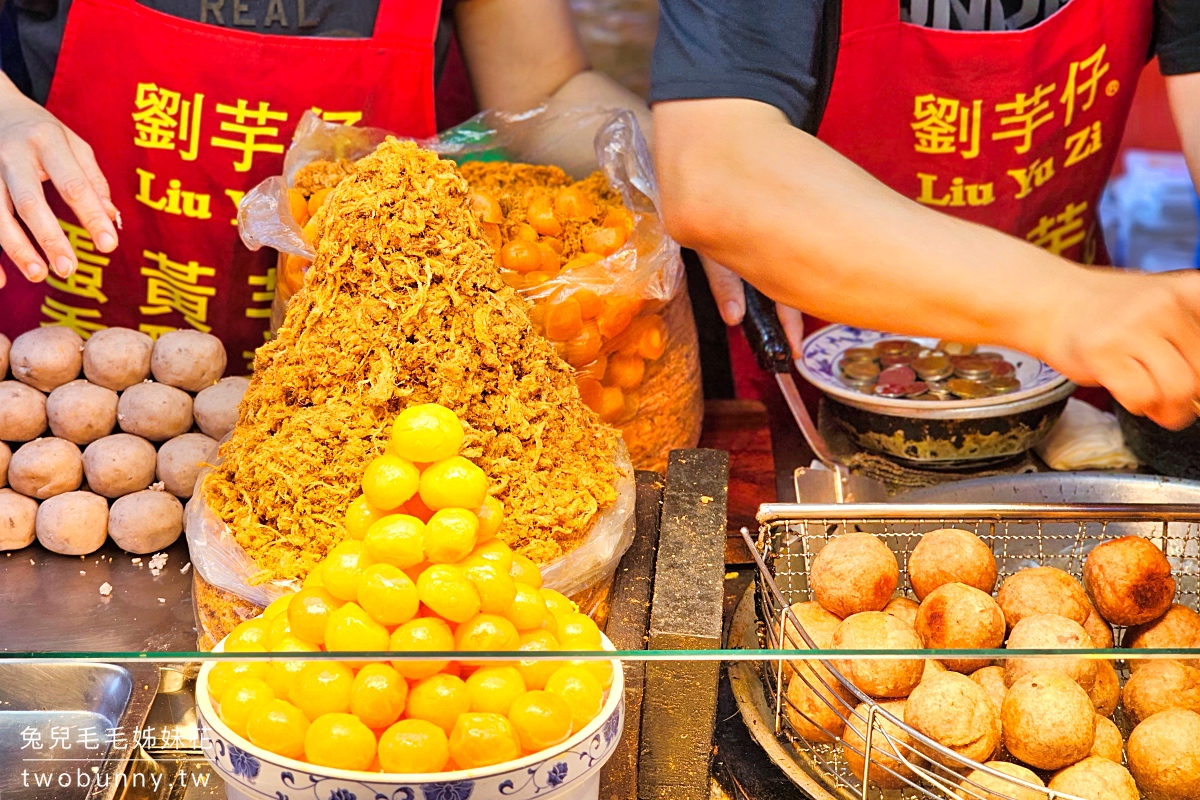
[740,283,887,504]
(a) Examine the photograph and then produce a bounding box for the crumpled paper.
[1036,399,1139,471]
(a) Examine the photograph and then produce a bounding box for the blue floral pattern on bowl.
[797,324,1067,412]
[197,646,624,800]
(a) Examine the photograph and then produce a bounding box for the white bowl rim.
[196,633,625,784]
[795,324,1070,412]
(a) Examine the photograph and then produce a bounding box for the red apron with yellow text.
[817,0,1154,264]
[733,0,1153,404]
[0,0,441,372]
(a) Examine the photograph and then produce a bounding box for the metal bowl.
[1116,404,1200,479]
[827,380,1074,466]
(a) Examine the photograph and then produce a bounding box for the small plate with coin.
[797,325,1069,414]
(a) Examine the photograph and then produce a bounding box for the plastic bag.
[184,443,636,649]
[241,108,702,473]
[1035,398,1139,471]
[569,0,658,98]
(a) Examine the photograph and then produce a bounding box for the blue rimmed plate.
[796,324,1069,414]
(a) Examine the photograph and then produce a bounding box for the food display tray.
[737,473,1200,800]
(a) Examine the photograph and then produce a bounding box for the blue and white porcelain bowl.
[797,324,1070,417]
[196,637,624,800]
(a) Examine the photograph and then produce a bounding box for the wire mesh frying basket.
[741,501,1200,800]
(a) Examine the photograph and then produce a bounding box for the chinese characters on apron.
[817,0,1154,266]
[0,0,441,372]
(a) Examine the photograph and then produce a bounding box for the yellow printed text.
[916,173,995,208]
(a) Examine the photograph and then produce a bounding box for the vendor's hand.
[701,254,806,356]
[1043,268,1200,430]
[0,76,118,289]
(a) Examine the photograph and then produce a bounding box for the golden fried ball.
[1089,715,1124,764]
[778,600,842,673]
[883,596,920,629]
[908,528,997,602]
[1048,757,1139,800]
[906,671,1001,768]
[783,660,855,744]
[1004,613,1097,691]
[832,612,925,699]
[1083,599,1115,650]
[779,600,842,648]
[956,761,1044,800]
[1088,660,1120,719]
[996,566,1090,630]
[776,600,845,693]
[1127,708,1200,800]
[1002,671,1095,770]
[971,666,1007,716]
[1124,603,1200,672]
[1083,535,1176,627]
[915,583,1005,673]
[841,699,919,790]
[1120,659,1200,725]
[922,659,947,683]
[810,532,898,618]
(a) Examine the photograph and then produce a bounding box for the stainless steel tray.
[0,662,160,800]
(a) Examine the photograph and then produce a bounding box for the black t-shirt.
[649,0,1200,133]
[5,0,457,104]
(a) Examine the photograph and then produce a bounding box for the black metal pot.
[1116,405,1200,478]
[826,391,1070,468]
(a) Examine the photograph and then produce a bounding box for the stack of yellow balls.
[207,404,612,775]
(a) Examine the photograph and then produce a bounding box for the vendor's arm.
[454,0,651,173]
[0,73,118,288]
[657,98,1200,429]
[651,0,1200,430]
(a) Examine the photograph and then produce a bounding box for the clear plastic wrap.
[569,0,658,98]
[242,108,702,472]
[185,444,636,649]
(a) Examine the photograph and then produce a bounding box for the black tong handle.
[740,282,791,374]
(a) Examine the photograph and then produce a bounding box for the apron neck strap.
[840,0,899,36]
[373,0,443,40]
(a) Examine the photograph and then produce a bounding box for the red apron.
[732,0,1154,404]
[817,0,1153,264]
[0,0,441,372]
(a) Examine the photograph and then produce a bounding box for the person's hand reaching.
[0,75,118,289]
[700,253,806,356]
[1041,267,1200,431]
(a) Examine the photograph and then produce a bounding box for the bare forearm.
[551,70,653,139]
[455,0,587,110]
[455,0,650,175]
[655,99,1085,359]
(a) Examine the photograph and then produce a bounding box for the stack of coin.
[835,338,1024,401]
[912,354,953,382]
[872,364,928,398]
[840,359,879,389]
[938,340,977,356]
[946,377,992,399]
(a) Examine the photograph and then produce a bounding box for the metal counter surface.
[0,537,195,654]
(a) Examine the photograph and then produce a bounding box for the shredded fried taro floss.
[204,139,622,585]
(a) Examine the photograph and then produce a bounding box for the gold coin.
[988,376,1021,395]
[912,354,951,378]
[842,361,881,381]
[947,378,992,399]
[843,347,876,362]
[874,339,920,357]
[938,341,977,356]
